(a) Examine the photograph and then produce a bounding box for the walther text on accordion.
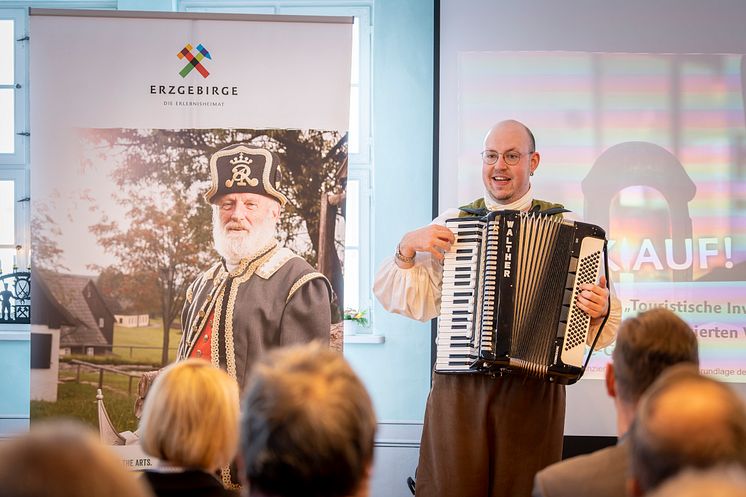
[436,210,609,384]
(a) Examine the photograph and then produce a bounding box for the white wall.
[0,324,30,437]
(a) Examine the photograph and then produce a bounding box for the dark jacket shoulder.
[533,442,628,497]
[142,470,240,497]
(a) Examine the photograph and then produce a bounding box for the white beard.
[212,209,277,265]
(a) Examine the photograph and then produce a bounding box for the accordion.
[436,210,607,384]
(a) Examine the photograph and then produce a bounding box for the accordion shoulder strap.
[529,199,569,217]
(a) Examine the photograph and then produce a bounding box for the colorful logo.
[177,43,212,78]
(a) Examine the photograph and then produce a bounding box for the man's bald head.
[629,365,746,494]
[484,120,535,152]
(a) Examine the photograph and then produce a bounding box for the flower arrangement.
[343,308,369,328]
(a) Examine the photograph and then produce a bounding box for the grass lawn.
[31,379,140,433]
[112,318,181,364]
[59,367,141,395]
[30,317,181,431]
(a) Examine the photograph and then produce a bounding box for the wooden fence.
[69,359,143,396]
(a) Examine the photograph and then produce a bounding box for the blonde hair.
[140,359,240,470]
[0,420,152,497]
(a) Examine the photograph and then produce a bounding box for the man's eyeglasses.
[481,150,533,166]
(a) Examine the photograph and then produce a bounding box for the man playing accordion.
[374,120,622,497]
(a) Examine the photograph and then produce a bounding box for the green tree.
[95,266,161,317]
[89,191,208,365]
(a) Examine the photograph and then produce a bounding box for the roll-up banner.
[29,9,352,454]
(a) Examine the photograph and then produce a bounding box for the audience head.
[647,465,746,497]
[139,359,240,472]
[0,420,152,497]
[609,308,699,405]
[628,365,746,495]
[239,342,376,497]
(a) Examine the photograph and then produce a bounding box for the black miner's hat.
[203,143,288,206]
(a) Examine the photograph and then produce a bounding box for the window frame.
[0,10,29,274]
[0,8,28,166]
[341,168,371,313]
[0,168,28,271]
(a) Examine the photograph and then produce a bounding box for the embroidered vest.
[457,197,567,218]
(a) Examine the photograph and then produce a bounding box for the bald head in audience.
[0,420,153,497]
[629,365,746,496]
[239,342,376,497]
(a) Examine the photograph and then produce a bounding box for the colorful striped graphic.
[177,43,212,78]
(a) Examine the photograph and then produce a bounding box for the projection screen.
[439,0,746,436]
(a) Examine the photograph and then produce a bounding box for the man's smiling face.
[481,120,539,205]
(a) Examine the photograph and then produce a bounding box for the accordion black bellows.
[436,210,607,384]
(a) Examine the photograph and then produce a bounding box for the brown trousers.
[415,373,566,497]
